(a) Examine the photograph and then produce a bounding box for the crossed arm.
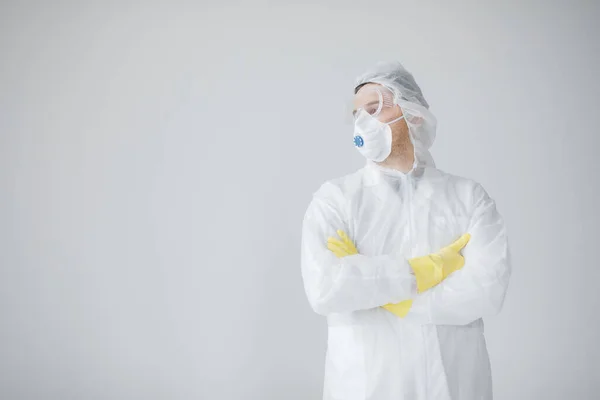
[300,183,510,325]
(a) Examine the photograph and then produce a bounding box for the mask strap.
[385,115,405,125]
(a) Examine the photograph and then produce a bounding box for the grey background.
[1,1,599,399]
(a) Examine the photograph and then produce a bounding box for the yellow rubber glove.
[410,233,471,293]
[382,299,413,317]
[327,230,359,257]
[383,233,471,318]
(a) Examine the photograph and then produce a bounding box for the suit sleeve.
[403,183,511,325]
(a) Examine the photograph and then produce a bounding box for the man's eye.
[365,105,378,115]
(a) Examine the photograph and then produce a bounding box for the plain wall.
[1,1,599,399]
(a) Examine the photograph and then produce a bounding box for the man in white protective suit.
[300,61,511,400]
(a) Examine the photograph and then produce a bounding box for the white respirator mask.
[353,109,404,162]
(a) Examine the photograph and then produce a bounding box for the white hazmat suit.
[300,62,511,400]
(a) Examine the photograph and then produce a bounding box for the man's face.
[353,83,411,152]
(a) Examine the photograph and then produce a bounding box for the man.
[300,62,511,400]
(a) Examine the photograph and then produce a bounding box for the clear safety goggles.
[352,85,396,121]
